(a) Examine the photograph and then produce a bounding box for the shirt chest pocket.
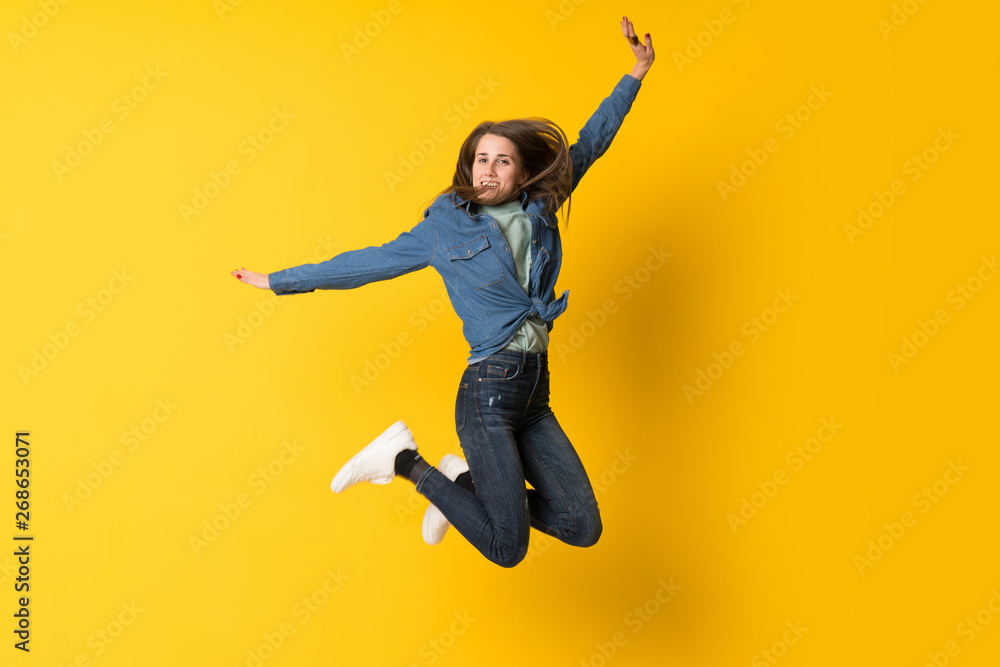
[445,234,505,290]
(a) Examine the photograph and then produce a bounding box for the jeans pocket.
[479,360,520,382]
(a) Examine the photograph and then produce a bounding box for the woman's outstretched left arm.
[621,15,655,82]
[230,215,438,295]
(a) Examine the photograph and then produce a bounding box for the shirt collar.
[452,191,556,226]
[452,188,527,204]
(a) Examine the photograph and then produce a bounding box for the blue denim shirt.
[268,74,642,363]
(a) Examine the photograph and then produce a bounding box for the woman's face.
[471,133,527,202]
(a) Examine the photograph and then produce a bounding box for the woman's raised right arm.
[560,17,655,201]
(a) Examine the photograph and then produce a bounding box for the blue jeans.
[414,349,602,567]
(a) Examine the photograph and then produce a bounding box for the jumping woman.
[232,16,655,567]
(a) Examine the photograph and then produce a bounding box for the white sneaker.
[422,454,470,545]
[330,421,416,493]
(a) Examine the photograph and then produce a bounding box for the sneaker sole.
[330,420,414,493]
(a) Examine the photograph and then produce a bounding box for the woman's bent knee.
[491,540,529,568]
[566,507,603,548]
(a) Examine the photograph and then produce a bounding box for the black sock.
[455,471,476,494]
[393,450,430,484]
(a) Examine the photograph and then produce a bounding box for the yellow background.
[3,0,998,665]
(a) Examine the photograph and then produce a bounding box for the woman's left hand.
[621,15,654,81]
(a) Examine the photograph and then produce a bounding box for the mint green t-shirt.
[475,199,549,353]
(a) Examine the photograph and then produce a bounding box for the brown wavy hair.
[443,118,574,224]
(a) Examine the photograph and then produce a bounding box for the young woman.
[232,17,654,567]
